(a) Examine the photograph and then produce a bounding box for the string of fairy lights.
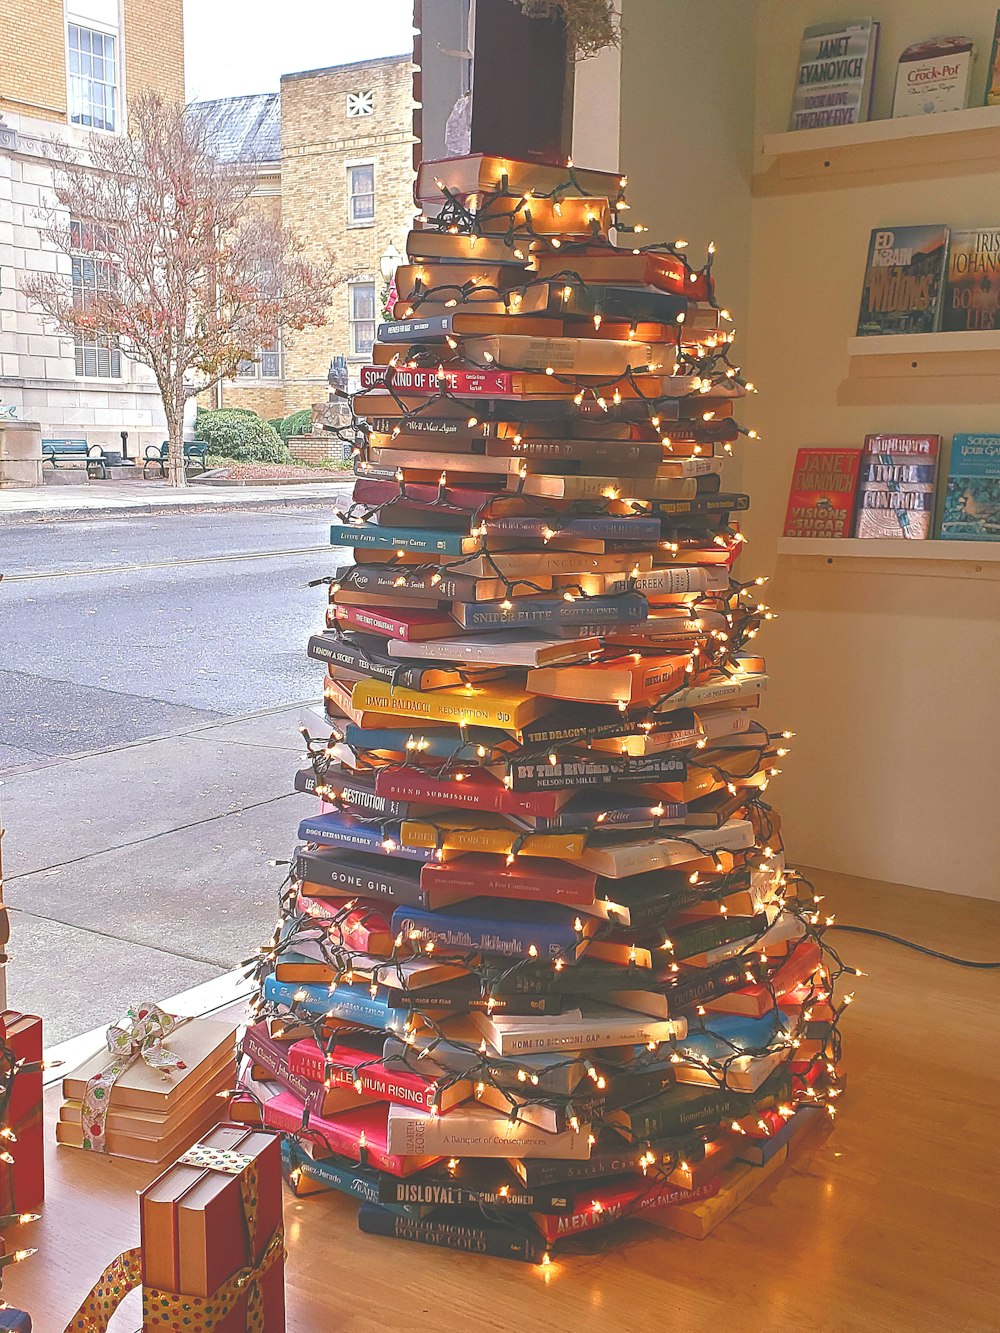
[247,165,858,1259]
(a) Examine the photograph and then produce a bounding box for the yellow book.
[350,679,551,731]
[644,1148,790,1239]
[400,815,585,860]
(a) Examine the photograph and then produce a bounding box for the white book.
[386,633,599,668]
[386,1103,592,1159]
[469,1003,687,1056]
[596,564,730,597]
[655,671,767,714]
[893,37,975,117]
[568,819,756,879]
[672,1047,791,1094]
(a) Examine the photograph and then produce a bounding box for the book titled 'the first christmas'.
[782,448,861,537]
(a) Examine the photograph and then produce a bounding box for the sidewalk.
[0,479,351,522]
[0,702,313,1042]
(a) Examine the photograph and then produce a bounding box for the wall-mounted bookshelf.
[754,104,1000,194]
[777,538,1000,579]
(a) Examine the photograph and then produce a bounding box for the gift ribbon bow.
[80,1004,189,1154]
[63,1225,284,1332]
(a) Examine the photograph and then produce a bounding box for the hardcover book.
[854,434,940,538]
[892,37,975,117]
[987,10,1000,105]
[939,433,1000,539]
[782,448,861,538]
[788,18,879,131]
[943,229,1000,331]
[856,225,949,336]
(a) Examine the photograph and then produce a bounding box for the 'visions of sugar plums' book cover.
[943,229,1000,332]
[939,434,1000,540]
[782,448,861,537]
[856,225,949,336]
[855,434,940,539]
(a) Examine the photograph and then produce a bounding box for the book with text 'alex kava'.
[943,229,1000,332]
[855,434,940,539]
[856,225,949,336]
[788,18,879,131]
[892,37,975,117]
[531,1173,721,1245]
[939,433,1000,540]
[782,448,861,538]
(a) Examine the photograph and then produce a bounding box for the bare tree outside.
[24,92,334,487]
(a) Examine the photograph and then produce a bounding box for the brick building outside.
[0,0,185,454]
[191,54,416,424]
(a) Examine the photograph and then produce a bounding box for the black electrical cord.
[827,924,1000,970]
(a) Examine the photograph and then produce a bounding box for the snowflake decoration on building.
[346,91,375,117]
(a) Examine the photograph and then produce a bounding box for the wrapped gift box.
[0,1012,43,1214]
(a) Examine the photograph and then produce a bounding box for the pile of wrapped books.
[243,152,849,1260]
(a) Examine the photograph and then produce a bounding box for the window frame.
[348,279,377,360]
[70,216,122,381]
[346,160,376,229]
[66,10,121,134]
[236,332,283,381]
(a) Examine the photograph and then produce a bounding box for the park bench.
[41,438,108,478]
[143,440,209,477]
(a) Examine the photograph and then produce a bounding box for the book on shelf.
[782,448,861,538]
[938,433,1000,539]
[943,229,1000,332]
[854,434,940,539]
[856,225,950,337]
[892,37,975,117]
[788,18,879,131]
[987,11,1000,105]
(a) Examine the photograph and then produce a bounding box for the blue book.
[330,523,477,555]
[263,975,401,1031]
[345,723,509,759]
[483,515,661,541]
[532,791,687,831]
[389,898,587,960]
[456,593,648,632]
[939,434,1000,540]
[282,1139,418,1216]
[677,1011,785,1063]
[735,1104,825,1167]
[0,1315,31,1332]
[297,813,438,863]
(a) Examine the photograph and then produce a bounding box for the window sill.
[347,220,376,230]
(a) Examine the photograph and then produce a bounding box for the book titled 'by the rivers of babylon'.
[856,225,949,336]
[788,18,879,130]
[782,448,861,537]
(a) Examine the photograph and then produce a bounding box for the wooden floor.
[5,872,1000,1333]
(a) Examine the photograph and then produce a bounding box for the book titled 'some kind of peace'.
[788,18,879,130]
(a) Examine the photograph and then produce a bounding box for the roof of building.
[280,52,411,83]
[189,92,281,166]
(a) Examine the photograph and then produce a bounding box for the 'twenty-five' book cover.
[856,226,950,336]
[783,448,861,537]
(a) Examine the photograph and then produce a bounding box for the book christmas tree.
[242,150,855,1262]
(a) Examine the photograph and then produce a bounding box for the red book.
[288,1041,472,1112]
[360,365,516,394]
[351,477,501,511]
[531,1174,720,1243]
[332,604,456,641]
[782,448,861,538]
[293,894,393,954]
[0,1012,43,1213]
[702,938,823,1017]
[261,1092,441,1177]
[373,766,565,819]
[420,852,598,907]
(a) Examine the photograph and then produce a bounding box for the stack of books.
[246,151,850,1261]
[57,1017,237,1163]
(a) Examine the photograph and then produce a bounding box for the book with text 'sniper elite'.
[782,448,861,538]
[788,18,879,131]
[856,225,949,336]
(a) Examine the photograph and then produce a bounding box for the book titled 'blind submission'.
[788,18,879,130]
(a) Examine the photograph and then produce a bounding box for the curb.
[1,489,352,524]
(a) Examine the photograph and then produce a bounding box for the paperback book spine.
[357,1204,546,1262]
